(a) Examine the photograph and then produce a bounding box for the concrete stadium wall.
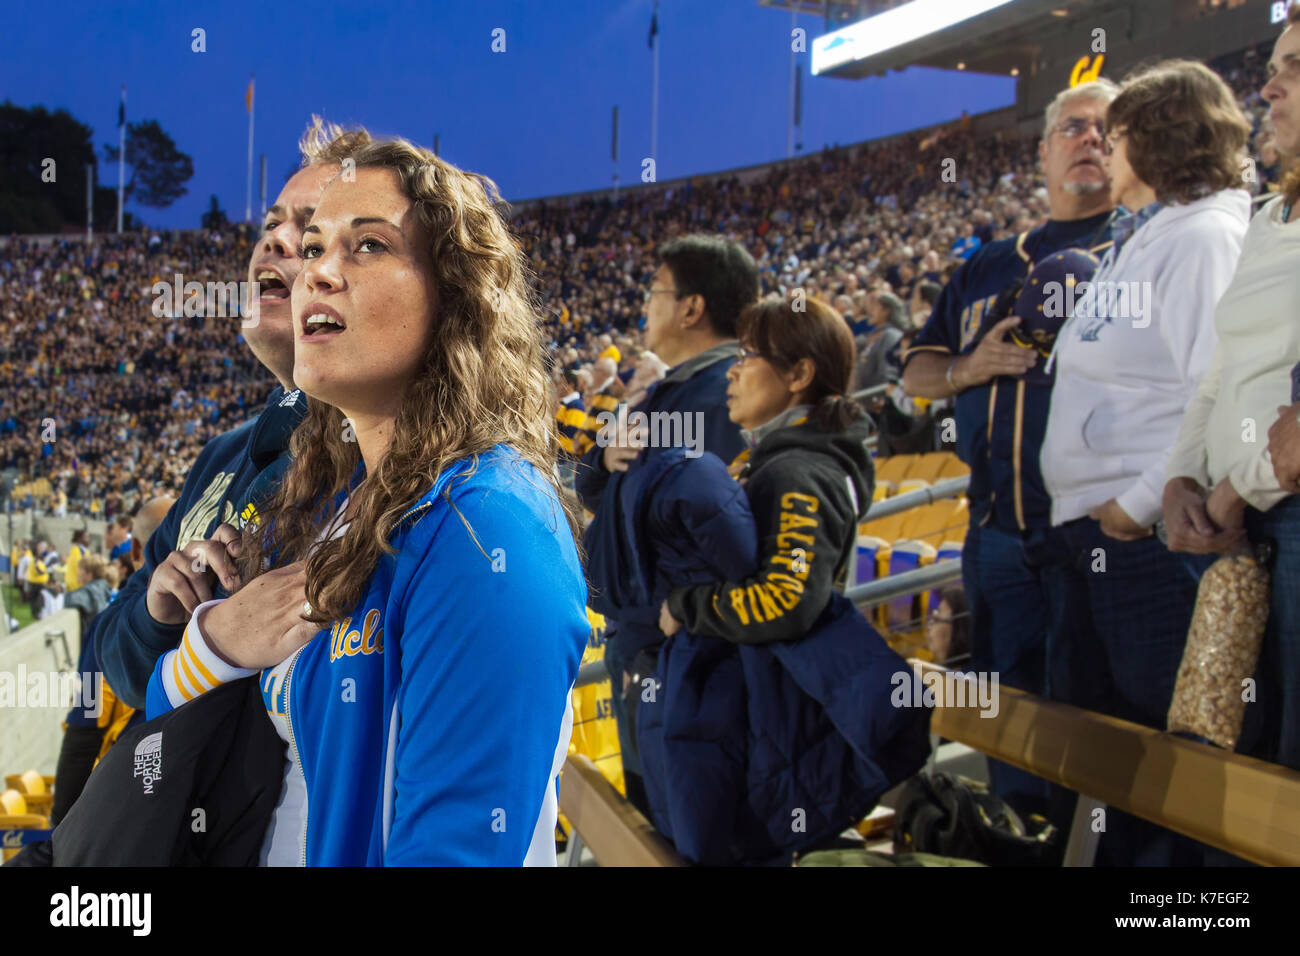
[0,609,83,778]
[33,516,109,558]
[0,512,109,568]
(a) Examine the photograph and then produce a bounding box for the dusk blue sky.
[1,0,1016,230]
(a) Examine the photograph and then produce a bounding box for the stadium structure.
[1,0,1297,878]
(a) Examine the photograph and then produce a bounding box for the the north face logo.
[133,732,163,794]
[279,388,301,407]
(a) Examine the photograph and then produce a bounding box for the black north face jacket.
[6,677,283,866]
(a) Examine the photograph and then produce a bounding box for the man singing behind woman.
[145,123,589,866]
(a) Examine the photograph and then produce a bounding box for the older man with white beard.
[901,79,1119,825]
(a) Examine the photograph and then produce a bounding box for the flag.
[245,76,254,113]
[648,5,658,48]
[118,86,125,128]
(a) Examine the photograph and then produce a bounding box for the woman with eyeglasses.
[1036,60,1252,865]
[659,293,873,646]
[648,293,928,865]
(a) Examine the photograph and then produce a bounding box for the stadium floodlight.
[811,0,1020,75]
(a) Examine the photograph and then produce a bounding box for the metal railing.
[574,469,970,689]
[862,474,968,521]
[845,558,962,609]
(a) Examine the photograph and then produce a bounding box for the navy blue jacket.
[586,448,758,621]
[577,344,745,659]
[902,212,1116,530]
[574,345,744,514]
[638,413,930,865]
[97,385,308,708]
[639,593,931,865]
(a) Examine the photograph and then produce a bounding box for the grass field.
[2,582,35,631]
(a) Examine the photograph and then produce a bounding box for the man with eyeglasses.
[575,234,757,813]
[901,80,1120,826]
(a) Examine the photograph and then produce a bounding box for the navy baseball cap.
[1008,248,1101,386]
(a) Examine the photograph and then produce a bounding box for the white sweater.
[1165,195,1300,511]
[1041,188,1251,527]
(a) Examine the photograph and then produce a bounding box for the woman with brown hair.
[659,292,874,645]
[645,293,927,866]
[142,124,589,866]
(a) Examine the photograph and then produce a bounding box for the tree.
[103,119,194,209]
[0,101,97,232]
[201,194,229,230]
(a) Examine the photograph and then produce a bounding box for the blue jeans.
[1242,495,1300,774]
[1034,518,1217,866]
[962,523,1052,820]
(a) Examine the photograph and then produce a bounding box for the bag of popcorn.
[1167,548,1269,750]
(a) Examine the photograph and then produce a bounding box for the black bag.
[5,677,284,867]
[894,772,1062,867]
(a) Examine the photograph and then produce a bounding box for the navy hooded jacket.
[636,412,931,865]
[576,343,745,661]
[584,445,757,658]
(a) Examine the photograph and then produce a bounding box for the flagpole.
[117,85,125,233]
[787,8,796,159]
[612,105,620,201]
[650,4,660,162]
[245,74,255,222]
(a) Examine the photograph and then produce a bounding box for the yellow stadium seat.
[860,510,908,544]
[5,773,55,794]
[901,499,968,549]
[934,453,970,480]
[896,477,930,496]
[23,793,52,819]
[1,790,26,815]
[19,769,46,796]
[873,454,915,493]
[907,453,948,485]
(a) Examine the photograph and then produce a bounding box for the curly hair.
[1106,59,1251,204]
[297,114,374,167]
[236,126,578,625]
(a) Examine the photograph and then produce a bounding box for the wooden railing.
[558,755,685,867]
[910,659,1300,867]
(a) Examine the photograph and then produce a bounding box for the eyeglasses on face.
[1053,117,1106,140]
[642,286,680,303]
[734,346,765,367]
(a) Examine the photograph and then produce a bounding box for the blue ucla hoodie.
[145,445,589,866]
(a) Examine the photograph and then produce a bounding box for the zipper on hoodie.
[281,648,307,867]
[398,501,432,526]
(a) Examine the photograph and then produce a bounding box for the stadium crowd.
[0,42,1281,519]
[1,29,1297,867]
